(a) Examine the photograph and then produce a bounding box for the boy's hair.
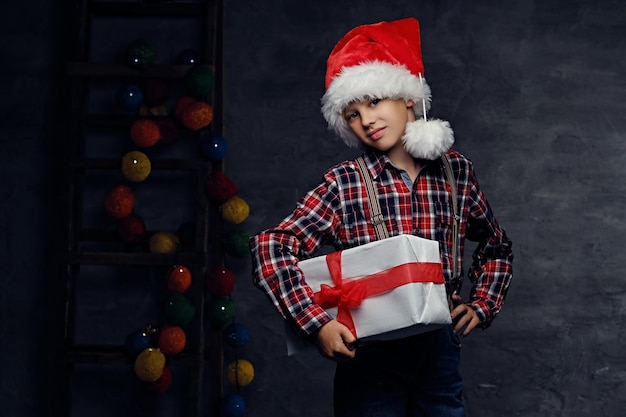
[321,18,454,160]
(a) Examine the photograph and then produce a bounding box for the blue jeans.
[333,325,465,417]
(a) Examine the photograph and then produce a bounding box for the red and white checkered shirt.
[250,149,513,338]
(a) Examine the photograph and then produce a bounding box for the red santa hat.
[321,18,454,160]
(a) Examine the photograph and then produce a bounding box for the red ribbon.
[313,251,444,337]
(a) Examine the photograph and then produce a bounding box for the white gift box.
[287,234,452,355]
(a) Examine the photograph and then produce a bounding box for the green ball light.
[162,293,195,326]
[209,298,235,326]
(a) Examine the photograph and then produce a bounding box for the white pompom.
[402,119,455,160]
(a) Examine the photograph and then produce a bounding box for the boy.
[250,18,513,417]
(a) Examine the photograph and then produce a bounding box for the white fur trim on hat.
[321,61,431,148]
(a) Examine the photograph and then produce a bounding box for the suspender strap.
[355,156,390,240]
[440,155,460,284]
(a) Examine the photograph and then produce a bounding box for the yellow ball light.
[149,231,179,254]
[221,196,250,224]
[121,150,152,182]
[226,359,254,387]
[134,348,165,382]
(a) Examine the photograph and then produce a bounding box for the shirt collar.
[360,148,391,180]
[360,148,440,180]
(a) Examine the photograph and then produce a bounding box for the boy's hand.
[450,294,480,337]
[314,320,357,362]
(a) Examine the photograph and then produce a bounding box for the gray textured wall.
[2,0,626,416]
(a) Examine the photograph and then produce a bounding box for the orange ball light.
[158,326,187,355]
[104,185,135,219]
[130,119,161,148]
[180,101,213,131]
[167,265,192,293]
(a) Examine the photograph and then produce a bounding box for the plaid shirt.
[250,148,513,339]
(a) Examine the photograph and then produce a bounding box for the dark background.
[2,0,626,416]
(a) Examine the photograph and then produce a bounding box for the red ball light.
[157,116,179,145]
[166,265,192,293]
[130,119,161,148]
[205,171,239,203]
[150,366,172,394]
[158,325,187,355]
[206,267,235,297]
[118,213,146,243]
[142,78,171,107]
[174,96,197,121]
[104,185,135,219]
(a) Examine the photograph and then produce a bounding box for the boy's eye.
[370,98,381,106]
[345,111,359,121]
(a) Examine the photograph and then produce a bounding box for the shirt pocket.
[338,209,374,248]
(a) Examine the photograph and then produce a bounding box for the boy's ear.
[405,99,415,108]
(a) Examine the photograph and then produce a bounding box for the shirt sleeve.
[464,166,514,328]
[249,174,342,339]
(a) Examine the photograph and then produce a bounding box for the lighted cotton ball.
[158,326,187,355]
[162,293,196,326]
[226,359,254,387]
[176,48,197,65]
[117,213,146,244]
[206,267,235,298]
[124,327,155,358]
[130,119,161,148]
[208,297,235,326]
[185,65,215,98]
[149,232,179,254]
[201,134,228,161]
[142,78,171,107]
[166,265,192,293]
[127,38,157,70]
[205,171,238,203]
[221,394,246,417]
[157,116,179,145]
[121,151,151,182]
[116,83,144,112]
[221,196,249,225]
[223,322,250,348]
[149,366,172,394]
[134,348,165,382]
[224,230,251,258]
[104,185,135,219]
[174,96,197,122]
[180,101,213,131]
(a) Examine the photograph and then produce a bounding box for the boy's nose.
[360,109,376,127]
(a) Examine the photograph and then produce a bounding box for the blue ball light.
[116,83,144,112]
[221,394,246,417]
[176,48,198,65]
[201,134,228,161]
[223,322,250,348]
[124,328,153,357]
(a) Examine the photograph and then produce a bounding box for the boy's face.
[343,98,415,153]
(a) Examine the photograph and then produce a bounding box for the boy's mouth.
[368,127,386,141]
